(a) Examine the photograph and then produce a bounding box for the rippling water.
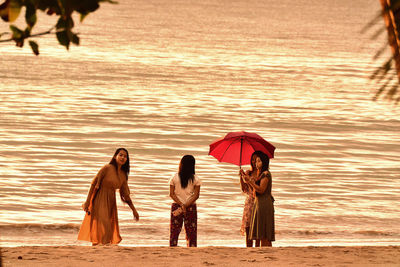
[1,0,400,247]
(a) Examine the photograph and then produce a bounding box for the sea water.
[0,0,399,247]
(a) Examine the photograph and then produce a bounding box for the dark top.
[255,171,272,197]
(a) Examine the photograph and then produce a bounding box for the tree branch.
[0,32,10,38]
[0,27,54,42]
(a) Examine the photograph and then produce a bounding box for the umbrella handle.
[239,137,243,168]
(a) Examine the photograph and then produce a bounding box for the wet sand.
[2,245,400,266]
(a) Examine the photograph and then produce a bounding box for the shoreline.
[2,245,400,266]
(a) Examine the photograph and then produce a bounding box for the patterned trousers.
[169,203,197,247]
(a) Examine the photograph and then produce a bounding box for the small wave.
[277,230,400,237]
[277,230,334,236]
[1,224,399,239]
[0,223,80,232]
[354,230,398,237]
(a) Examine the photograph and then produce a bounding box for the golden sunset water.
[0,0,399,247]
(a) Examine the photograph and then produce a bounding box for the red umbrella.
[208,131,275,168]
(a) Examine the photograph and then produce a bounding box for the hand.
[247,176,255,185]
[172,207,183,216]
[133,210,139,221]
[243,174,251,183]
[82,201,89,212]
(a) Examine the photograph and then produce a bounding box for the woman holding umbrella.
[209,131,275,246]
[239,151,261,247]
[241,151,275,247]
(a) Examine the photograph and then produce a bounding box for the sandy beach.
[1,246,400,266]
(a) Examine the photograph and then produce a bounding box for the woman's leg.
[245,227,253,247]
[170,203,184,247]
[183,204,197,247]
[261,239,272,247]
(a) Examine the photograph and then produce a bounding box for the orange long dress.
[78,164,131,245]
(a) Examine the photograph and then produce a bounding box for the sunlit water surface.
[1,0,399,247]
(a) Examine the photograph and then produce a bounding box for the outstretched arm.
[126,198,139,221]
[82,166,107,212]
[121,180,139,221]
[82,184,96,212]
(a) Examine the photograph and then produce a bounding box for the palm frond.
[366,0,400,104]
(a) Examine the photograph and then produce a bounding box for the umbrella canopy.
[208,131,275,167]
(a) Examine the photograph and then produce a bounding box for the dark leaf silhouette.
[368,0,400,104]
[29,40,39,55]
[0,0,117,54]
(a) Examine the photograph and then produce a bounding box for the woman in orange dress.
[78,148,139,245]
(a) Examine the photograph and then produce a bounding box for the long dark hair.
[109,148,131,204]
[178,155,195,189]
[249,151,263,175]
[109,148,130,178]
[256,151,270,174]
